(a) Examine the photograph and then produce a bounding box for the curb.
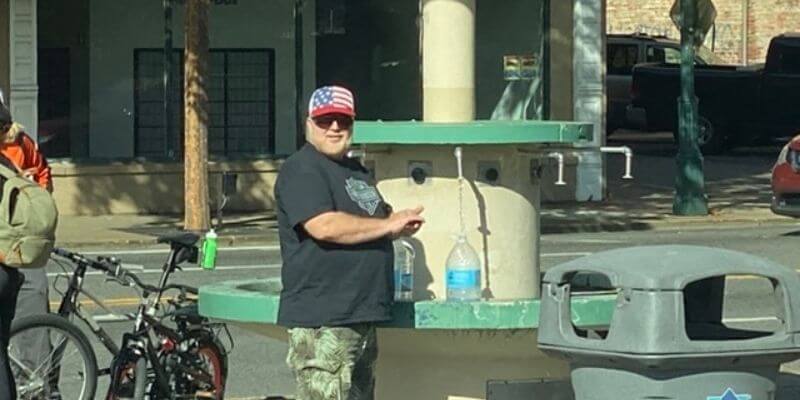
[541,214,798,234]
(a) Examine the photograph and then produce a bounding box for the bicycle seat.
[157,232,200,248]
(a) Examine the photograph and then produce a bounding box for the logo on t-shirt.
[345,177,381,215]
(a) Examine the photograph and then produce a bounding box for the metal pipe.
[515,148,567,185]
[600,146,634,179]
[547,152,566,185]
[346,149,366,159]
[346,147,391,159]
[454,146,464,180]
[93,313,135,323]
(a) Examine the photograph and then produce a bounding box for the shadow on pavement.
[540,134,785,234]
[113,213,279,240]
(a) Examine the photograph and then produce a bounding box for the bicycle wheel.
[175,330,228,400]
[9,314,98,400]
[107,356,147,400]
[132,358,147,400]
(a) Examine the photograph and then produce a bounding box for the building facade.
[608,0,800,64]
[1,0,607,215]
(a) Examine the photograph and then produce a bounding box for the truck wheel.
[673,116,725,155]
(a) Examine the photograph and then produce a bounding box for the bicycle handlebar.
[162,283,199,295]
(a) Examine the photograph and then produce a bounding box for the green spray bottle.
[200,228,218,270]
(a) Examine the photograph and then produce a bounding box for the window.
[777,47,800,74]
[134,50,183,158]
[663,48,682,64]
[649,45,713,65]
[38,48,72,158]
[606,44,638,75]
[134,49,275,158]
[646,46,681,64]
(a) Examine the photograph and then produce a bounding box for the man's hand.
[387,206,425,239]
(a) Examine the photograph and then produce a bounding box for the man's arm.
[303,206,424,245]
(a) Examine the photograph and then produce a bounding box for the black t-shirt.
[275,144,394,327]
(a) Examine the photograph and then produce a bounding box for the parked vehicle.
[104,233,229,400]
[772,134,800,217]
[8,234,230,400]
[629,33,800,154]
[606,33,721,134]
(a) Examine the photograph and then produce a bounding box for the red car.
[772,134,800,217]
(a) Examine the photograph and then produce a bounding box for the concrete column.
[572,0,605,201]
[0,0,10,100]
[548,0,574,121]
[9,0,37,140]
[422,0,474,122]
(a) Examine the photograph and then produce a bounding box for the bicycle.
[8,232,231,400]
[104,232,229,400]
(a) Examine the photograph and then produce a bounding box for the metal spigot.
[600,146,634,179]
[547,152,567,186]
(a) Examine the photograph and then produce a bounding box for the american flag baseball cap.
[308,85,356,118]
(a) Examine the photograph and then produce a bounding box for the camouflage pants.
[286,324,377,400]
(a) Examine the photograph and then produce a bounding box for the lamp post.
[673,0,709,215]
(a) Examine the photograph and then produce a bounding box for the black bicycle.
[104,232,229,400]
[8,232,230,400]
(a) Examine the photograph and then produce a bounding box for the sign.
[503,54,539,81]
[706,388,752,400]
[670,0,717,46]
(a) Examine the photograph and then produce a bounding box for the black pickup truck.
[628,34,800,154]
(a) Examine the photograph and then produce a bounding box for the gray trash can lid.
[543,245,798,290]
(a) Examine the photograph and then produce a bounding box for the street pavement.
[54,133,793,249]
[45,136,800,398]
[55,222,800,398]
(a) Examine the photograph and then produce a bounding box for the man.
[0,105,52,191]
[275,86,424,400]
[0,102,55,398]
[0,260,22,400]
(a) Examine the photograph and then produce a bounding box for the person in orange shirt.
[0,105,52,192]
[0,102,55,399]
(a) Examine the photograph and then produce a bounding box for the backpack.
[0,162,57,269]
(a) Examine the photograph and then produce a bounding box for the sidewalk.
[55,152,797,248]
[541,152,795,233]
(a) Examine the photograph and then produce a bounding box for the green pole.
[673,0,708,215]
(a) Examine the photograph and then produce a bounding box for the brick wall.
[747,0,800,62]
[608,0,800,64]
[607,0,677,38]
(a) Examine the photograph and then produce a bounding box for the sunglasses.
[313,115,354,130]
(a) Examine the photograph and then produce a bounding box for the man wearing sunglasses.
[275,86,424,400]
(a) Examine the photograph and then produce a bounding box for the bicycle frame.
[51,255,129,371]
[111,242,221,399]
[120,310,217,399]
[48,244,190,377]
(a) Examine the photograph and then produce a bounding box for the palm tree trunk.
[184,0,210,231]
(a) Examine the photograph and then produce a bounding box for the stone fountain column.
[422,0,475,122]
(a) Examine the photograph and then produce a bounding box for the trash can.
[538,245,800,400]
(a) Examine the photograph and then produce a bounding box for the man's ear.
[305,118,314,141]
